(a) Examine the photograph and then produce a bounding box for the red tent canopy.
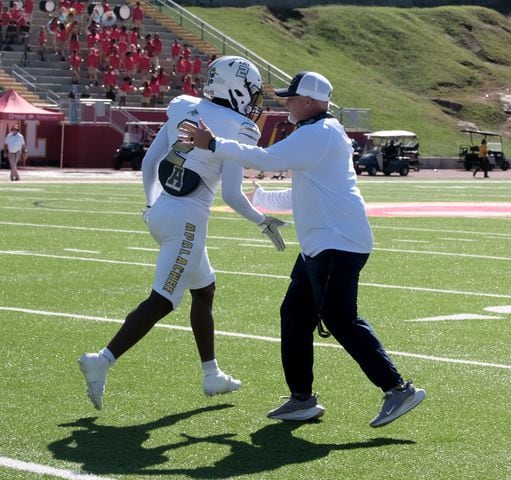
[0,88,64,121]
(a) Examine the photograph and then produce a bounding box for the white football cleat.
[203,371,241,396]
[78,353,110,410]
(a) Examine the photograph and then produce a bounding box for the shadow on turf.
[48,407,415,477]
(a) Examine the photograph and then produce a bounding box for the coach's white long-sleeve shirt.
[215,116,373,256]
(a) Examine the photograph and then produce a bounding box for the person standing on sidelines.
[78,56,287,411]
[473,138,489,178]
[4,124,27,181]
[179,71,426,428]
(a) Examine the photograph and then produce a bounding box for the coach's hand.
[258,215,288,251]
[179,119,214,150]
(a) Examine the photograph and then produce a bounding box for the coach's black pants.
[280,250,403,395]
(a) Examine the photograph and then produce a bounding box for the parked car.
[114,121,164,170]
[458,128,509,171]
[354,130,420,176]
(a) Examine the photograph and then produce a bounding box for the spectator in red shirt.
[87,47,100,85]
[170,38,180,61]
[132,1,143,30]
[69,32,80,53]
[103,65,117,90]
[23,0,33,22]
[128,27,139,46]
[118,25,128,43]
[72,0,85,25]
[86,27,99,48]
[123,50,136,75]
[56,22,69,60]
[38,26,47,60]
[47,16,59,52]
[143,33,154,63]
[151,33,162,67]
[182,44,191,60]
[118,75,134,106]
[182,74,194,95]
[108,47,121,73]
[156,66,169,103]
[110,24,120,41]
[138,48,150,83]
[117,36,128,64]
[1,7,10,42]
[140,81,151,107]
[69,49,82,84]
[148,74,159,106]
[192,54,202,85]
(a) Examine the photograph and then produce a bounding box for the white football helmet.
[203,55,264,120]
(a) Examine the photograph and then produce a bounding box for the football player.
[78,56,287,410]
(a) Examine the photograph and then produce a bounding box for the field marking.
[372,224,511,238]
[0,456,113,480]
[64,248,100,254]
[1,306,510,371]
[485,305,511,314]
[1,249,511,299]
[0,222,300,246]
[3,219,511,241]
[439,238,476,242]
[406,313,504,322]
[375,247,511,261]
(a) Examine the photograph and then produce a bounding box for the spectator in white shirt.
[4,124,27,181]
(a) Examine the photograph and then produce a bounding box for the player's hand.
[142,206,150,225]
[245,179,260,203]
[179,118,214,150]
[258,215,289,251]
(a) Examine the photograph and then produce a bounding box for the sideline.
[1,306,510,370]
[0,456,113,480]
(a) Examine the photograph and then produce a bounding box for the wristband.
[207,137,216,153]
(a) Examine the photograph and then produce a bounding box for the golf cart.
[113,121,164,170]
[354,130,420,176]
[458,129,509,171]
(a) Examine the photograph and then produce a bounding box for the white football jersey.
[166,95,259,194]
[143,95,261,209]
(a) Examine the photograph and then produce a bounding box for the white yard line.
[373,224,511,238]
[0,222,300,245]
[374,247,511,261]
[0,306,510,370]
[0,456,114,480]
[1,249,511,298]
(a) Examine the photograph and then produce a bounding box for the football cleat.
[78,353,110,410]
[203,371,241,396]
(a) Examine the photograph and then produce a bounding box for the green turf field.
[0,178,510,480]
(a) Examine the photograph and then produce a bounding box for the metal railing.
[64,98,155,135]
[11,64,37,92]
[148,0,346,114]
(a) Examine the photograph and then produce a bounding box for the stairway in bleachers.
[0,0,215,108]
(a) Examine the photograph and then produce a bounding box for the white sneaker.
[78,353,110,410]
[203,370,241,396]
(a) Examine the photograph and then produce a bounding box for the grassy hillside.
[187,5,511,156]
